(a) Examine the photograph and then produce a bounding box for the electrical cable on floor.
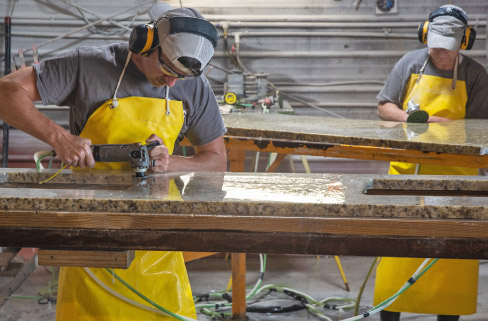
[84,267,197,321]
[341,258,438,321]
[83,252,437,321]
[354,257,380,315]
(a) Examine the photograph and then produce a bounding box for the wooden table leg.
[228,150,246,172]
[266,153,287,172]
[231,253,247,320]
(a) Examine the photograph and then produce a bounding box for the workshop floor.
[1,255,488,321]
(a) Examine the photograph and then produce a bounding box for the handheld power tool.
[91,141,160,177]
[406,101,429,123]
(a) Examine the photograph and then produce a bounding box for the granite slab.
[0,168,487,219]
[1,169,488,258]
[223,114,488,156]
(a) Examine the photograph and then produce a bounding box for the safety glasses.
[157,47,197,80]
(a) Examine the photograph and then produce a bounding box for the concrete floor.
[1,255,488,321]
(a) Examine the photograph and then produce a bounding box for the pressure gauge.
[376,0,398,14]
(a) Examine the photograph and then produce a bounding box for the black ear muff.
[418,21,429,44]
[461,26,476,50]
[129,24,159,55]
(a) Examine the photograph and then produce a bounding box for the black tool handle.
[145,141,160,151]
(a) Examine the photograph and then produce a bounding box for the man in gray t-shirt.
[0,4,226,320]
[0,4,226,173]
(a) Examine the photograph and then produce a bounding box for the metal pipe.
[290,101,377,108]
[206,13,488,22]
[233,31,486,40]
[9,13,488,23]
[59,0,133,32]
[17,0,152,56]
[4,30,487,41]
[5,48,486,62]
[2,16,11,168]
[213,49,488,58]
[217,21,487,29]
[10,18,487,29]
[273,87,383,93]
[6,31,128,40]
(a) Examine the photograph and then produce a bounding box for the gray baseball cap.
[149,3,216,75]
[427,5,467,51]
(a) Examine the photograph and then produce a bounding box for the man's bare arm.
[377,101,408,122]
[0,67,94,167]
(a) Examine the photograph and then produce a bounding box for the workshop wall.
[0,0,487,119]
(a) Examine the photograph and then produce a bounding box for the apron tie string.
[165,86,171,116]
[452,54,459,90]
[111,51,133,109]
[417,55,430,84]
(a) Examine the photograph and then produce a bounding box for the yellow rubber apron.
[56,52,196,321]
[374,57,479,315]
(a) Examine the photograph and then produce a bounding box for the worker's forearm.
[377,101,408,122]
[168,152,227,172]
[0,81,69,149]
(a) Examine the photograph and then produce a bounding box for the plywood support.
[0,247,21,268]
[0,254,37,308]
[38,249,135,269]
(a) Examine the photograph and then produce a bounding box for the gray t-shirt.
[377,48,488,119]
[34,43,226,146]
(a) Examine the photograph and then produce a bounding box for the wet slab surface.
[1,169,488,258]
[223,114,488,155]
[0,168,488,218]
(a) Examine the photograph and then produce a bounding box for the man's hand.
[146,134,169,172]
[51,134,95,168]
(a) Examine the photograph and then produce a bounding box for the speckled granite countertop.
[223,114,488,155]
[1,168,487,220]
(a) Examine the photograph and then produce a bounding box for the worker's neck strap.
[111,51,133,109]
[418,53,459,90]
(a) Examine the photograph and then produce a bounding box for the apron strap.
[417,55,430,84]
[111,51,133,109]
[165,86,171,116]
[417,54,459,90]
[451,54,459,90]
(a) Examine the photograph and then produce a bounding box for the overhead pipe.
[10,18,487,29]
[6,31,128,40]
[205,13,488,22]
[14,0,152,58]
[212,49,488,59]
[290,101,377,108]
[215,21,486,29]
[59,0,133,32]
[3,30,487,42]
[10,13,488,23]
[5,48,486,65]
[232,31,487,40]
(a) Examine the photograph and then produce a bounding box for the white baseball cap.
[149,3,216,75]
